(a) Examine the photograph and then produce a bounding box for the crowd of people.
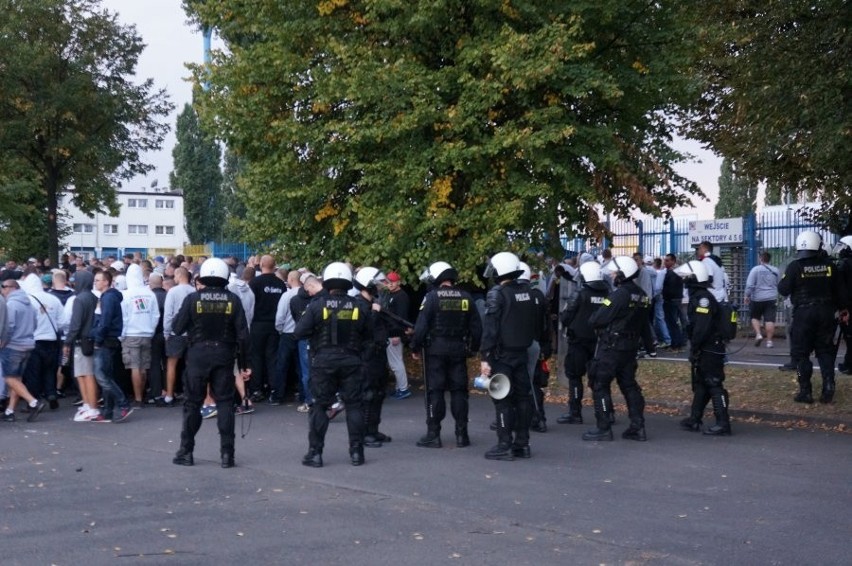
[1,231,849,467]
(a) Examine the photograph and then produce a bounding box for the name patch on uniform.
[196,300,233,314]
[800,265,831,277]
[440,298,469,311]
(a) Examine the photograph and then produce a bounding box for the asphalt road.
[2,392,850,566]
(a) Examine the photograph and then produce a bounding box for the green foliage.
[0,0,173,263]
[184,0,702,280]
[170,103,223,243]
[714,158,757,219]
[685,0,850,231]
[218,149,248,242]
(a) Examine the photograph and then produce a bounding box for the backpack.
[716,302,738,342]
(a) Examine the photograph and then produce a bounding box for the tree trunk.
[45,174,59,266]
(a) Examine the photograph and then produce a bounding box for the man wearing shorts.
[1,278,45,422]
[121,264,160,406]
[63,270,99,421]
[161,267,195,407]
[744,252,780,348]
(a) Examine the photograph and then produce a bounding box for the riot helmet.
[485,251,523,282]
[198,257,230,287]
[322,261,353,291]
[795,231,823,259]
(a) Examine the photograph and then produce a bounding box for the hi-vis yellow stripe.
[696,307,710,314]
[602,298,611,306]
[462,299,469,311]
[323,307,358,320]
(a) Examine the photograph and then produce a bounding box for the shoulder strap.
[29,294,60,336]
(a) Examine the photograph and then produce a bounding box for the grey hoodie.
[1,288,37,351]
[64,270,97,346]
[22,273,65,342]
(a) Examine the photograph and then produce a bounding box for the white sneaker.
[73,409,88,422]
[754,334,763,347]
[766,340,774,348]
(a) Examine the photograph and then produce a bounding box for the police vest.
[791,257,836,307]
[313,296,362,354]
[189,289,240,344]
[606,282,649,337]
[570,286,609,341]
[431,287,471,340]
[498,282,539,349]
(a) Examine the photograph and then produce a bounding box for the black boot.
[417,430,442,448]
[556,409,583,424]
[302,448,323,468]
[221,453,235,468]
[172,448,194,466]
[349,445,365,466]
[363,434,383,448]
[704,391,732,436]
[455,426,470,448]
[794,387,814,404]
[584,394,614,441]
[511,444,531,459]
[679,417,702,432]
[819,377,835,404]
[530,417,547,433]
[484,443,515,461]
[622,424,647,441]
[374,431,392,442]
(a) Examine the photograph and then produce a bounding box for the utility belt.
[794,300,834,309]
[191,339,236,349]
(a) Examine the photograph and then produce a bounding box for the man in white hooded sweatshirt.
[121,264,160,406]
[21,273,65,409]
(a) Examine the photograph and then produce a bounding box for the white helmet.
[796,231,823,258]
[354,266,383,292]
[486,251,523,281]
[420,261,457,284]
[578,261,603,283]
[602,255,639,281]
[518,262,531,281]
[198,257,230,287]
[675,260,709,283]
[831,235,852,256]
[322,261,353,290]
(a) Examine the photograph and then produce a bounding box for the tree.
[170,102,223,244]
[0,0,173,264]
[219,148,247,242]
[0,157,54,260]
[685,0,850,231]
[184,1,702,278]
[714,158,757,219]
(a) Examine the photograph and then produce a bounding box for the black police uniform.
[836,250,852,375]
[354,293,392,447]
[172,285,251,468]
[557,278,609,424]
[411,283,482,448]
[681,283,731,435]
[778,252,842,403]
[294,290,370,467]
[584,279,648,441]
[480,279,548,459]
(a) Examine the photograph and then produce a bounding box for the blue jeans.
[663,300,686,348]
[94,345,129,418]
[653,296,671,345]
[298,339,312,404]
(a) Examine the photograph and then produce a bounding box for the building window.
[155,199,175,209]
[103,224,118,234]
[128,224,148,235]
[155,225,175,235]
[127,198,148,208]
[73,223,94,233]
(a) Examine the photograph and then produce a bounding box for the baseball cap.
[386,271,401,283]
[154,255,164,263]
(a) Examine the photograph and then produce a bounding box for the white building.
[61,187,188,259]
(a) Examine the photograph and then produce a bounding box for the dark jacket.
[92,287,123,346]
[64,270,97,346]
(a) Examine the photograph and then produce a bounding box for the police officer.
[410,262,482,449]
[583,256,649,442]
[833,236,852,375]
[557,261,609,425]
[353,267,392,448]
[172,258,251,468]
[295,262,370,468]
[778,232,843,404]
[676,260,731,435]
[480,252,548,460]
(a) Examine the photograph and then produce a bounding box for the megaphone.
[473,374,511,400]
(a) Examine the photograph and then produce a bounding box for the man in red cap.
[381,271,411,399]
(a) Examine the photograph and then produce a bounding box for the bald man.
[248,255,287,402]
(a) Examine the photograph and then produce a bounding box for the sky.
[103,0,722,220]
